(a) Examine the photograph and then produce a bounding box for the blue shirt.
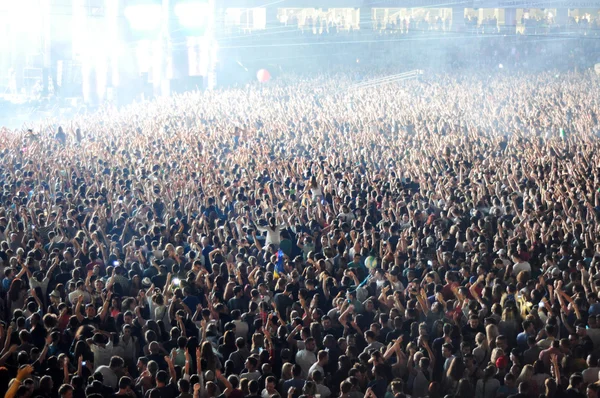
[516,332,530,348]
[202,245,214,270]
[590,303,600,317]
[2,277,12,293]
[183,295,200,312]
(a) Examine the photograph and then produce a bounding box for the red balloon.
[257,69,271,83]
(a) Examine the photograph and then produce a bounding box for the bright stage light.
[124,4,162,32]
[174,2,210,29]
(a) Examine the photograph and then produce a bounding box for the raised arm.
[216,370,233,397]
[5,365,33,398]
[383,336,403,361]
[75,294,85,323]
[165,355,177,382]
[99,291,112,322]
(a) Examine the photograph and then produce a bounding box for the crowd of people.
[1,62,600,398]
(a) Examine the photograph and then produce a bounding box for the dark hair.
[156,370,168,384]
[58,384,74,396]
[8,279,23,302]
[249,380,259,394]
[118,376,132,390]
[109,356,125,369]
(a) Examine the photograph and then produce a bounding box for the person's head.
[570,373,584,390]
[147,360,159,378]
[456,378,474,396]
[305,337,316,352]
[17,329,31,347]
[265,375,277,391]
[248,379,259,395]
[58,384,74,398]
[233,286,243,298]
[495,335,508,351]
[483,365,495,380]
[85,303,97,318]
[109,356,125,371]
[442,343,453,358]
[340,380,352,395]
[40,375,54,391]
[303,380,317,396]
[156,370,168,387]
[522,320,534,334]
[518,381,530,394]
[468,314,480,329]
[312,370,325,385]
[118,377,133,393]
[178,378,190,394]
[292,364,302,379]
[504,373,516,388]
[317,350,329,365]
[245,356,258,372]
[137,357,149,372]
[235,337,246,350]
[364,330,376,343]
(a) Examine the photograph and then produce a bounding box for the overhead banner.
[227,0,475,8]
[221,0,600,8]
[475,0,600,7]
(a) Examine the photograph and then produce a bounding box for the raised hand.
[16,364,33,381]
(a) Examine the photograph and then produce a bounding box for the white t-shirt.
[256,225,285,247]
[233,320,249,340]
[91,340,113,369]
[240,370,261,381]
[261,389,278,398]
[68,290,91,305]
[30,277,50,297]
[96,365,118,390]
[295,349,317,378]
[308,362,324,378]
[582,367,600,385]
[512,261,531,275]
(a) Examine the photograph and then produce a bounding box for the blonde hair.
[501,307,516,322]
[490,348,504,365]
[475,332,487,348]
[281,362,294,380]
[251,333,264,351]
[517,364,534,384]
[486,324,499,349]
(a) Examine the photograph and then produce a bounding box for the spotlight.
[124,4,162,32]
[174,1,210,29]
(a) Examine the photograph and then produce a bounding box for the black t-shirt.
[462,324,485,345]
[81,315,102,328]
[31,324,47,349]
[146,384,178,398]
[385,329,402,344]
[228,296,249,312]
[163,338,179,353]
[273,293,294,321]
[53,272,71,286]
[151,274,168,289]
[147,353,168,371]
